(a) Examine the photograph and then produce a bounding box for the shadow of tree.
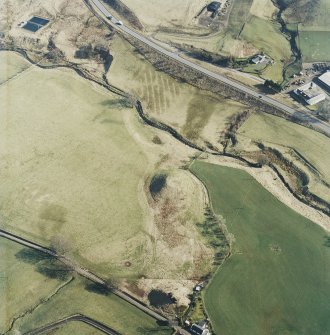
[101,98,132,109]
[15,248,52,264]
[15,248,71,281]
[85,282,112,296]
[324,236,330,247]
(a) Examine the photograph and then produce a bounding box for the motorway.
[89,0,330,136]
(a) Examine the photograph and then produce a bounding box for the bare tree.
[50,235,72,256]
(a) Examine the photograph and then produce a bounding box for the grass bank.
[237,113,330,201]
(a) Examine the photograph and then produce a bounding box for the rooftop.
[190,322,210,335]
[252,54,267,64]
[294,82,326,105]
[318,71,330,88]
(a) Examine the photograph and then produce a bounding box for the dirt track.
[23,314,121,335]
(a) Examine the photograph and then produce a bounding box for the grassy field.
[108,35,248,148]
[0,63,150,277]
[238,113,330,185]
[50,322,103,335]
[298,30,330,62]
[190,161,330,335]
[0,51,211,289]
[0,239,66,333]
[11,276,172,335]
[282,0,330,29]
[0,51,30,83]
[281,0,330,62]
[240,15,292,82]
[0,239,171,335]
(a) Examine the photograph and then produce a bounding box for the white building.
[317,71,330,92]
[293,82,326,105]
[252,54,267,64]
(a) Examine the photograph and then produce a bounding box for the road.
[23,314,121,335]
[89,0,330,136]
[0,229,168,323]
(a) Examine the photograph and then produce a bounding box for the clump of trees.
[149,173,167,198]
[264,79,283,92]
[316,100,330,121]
[196,207,231,266]
[75,44,113,71]
[50,235,72,256]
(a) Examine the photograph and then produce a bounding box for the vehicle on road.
[116,20,123,25]
[107,15,112,19]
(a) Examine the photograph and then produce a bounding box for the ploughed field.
[108,35,247,150]
[190,161,330,335]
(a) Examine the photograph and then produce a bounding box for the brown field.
[120,0,208,32]
[0,51,30,83]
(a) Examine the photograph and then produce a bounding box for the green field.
[10,276,172,335]
[50,322,103,335]
[298,31,330,62]
[240,15,292,82]
[282,0,330,29]
[0,239,171,335]
[281,0,330,62]
[0,239,66,333]
[190,161,330,335]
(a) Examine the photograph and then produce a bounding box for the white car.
[107,15,112,20]
[116,20,123,25]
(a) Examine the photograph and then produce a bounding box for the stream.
[273,0,302,82]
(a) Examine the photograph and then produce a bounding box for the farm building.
[293,82,326,105]
[190,321,210,335]
[317,71,330,92]
[252,54,267,64]
[207,1,221,12]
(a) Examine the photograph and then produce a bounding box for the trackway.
[23,314,121,335]
[0,229,167,323]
